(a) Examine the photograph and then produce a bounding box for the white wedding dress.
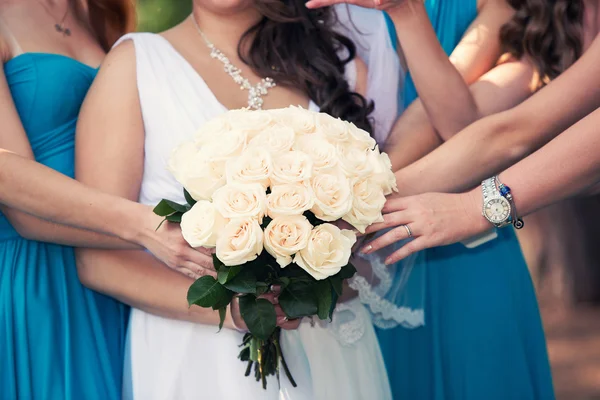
[119,8,400,400]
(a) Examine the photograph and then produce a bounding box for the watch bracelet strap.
[494,176,524,229]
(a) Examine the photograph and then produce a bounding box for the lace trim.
[349,275,424,329]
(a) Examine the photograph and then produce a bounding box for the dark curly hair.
[237,1,374,134]
[500,0,585,89]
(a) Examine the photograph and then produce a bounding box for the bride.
[74,1,398,399]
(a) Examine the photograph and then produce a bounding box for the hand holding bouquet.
[154,106,397,388]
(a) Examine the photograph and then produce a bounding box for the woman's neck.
[191,6,261,54]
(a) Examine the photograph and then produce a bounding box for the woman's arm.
[0,52,138,248]
[75,41,230,325]
[394,34,600,196]
[385,59,534,169]
[389,0,518,138]
[362,107,600,263]
[0,149,210,275]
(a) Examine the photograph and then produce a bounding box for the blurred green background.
[136,0,192,32]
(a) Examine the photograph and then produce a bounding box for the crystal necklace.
[190,15,276,110]
[36,0,71,37]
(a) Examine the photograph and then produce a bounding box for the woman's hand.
[361,189,492,264]
[137,208,216,279]
[305,0,412,11]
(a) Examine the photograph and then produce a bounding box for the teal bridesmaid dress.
[379,3,555,399]
[0,54,128,399]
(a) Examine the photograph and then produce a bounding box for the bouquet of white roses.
[154,106,397,389]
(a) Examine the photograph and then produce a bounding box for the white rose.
[270,106,317,135]
[212,182,267,223]
[228,109,275,140]
[180,201,228,248]
[342,178,386,233]
[267,184,314,219]
[294,224,356,280]
[371,148,398,195]
[168,141,198,185]
[263,215,312,268]
[315,112,350,142]
[216,218,264,266]
[248,125,296,154]
[292,135,338,173]
[225,147,272,189]
[197,128,247,163]
[336,143,373,178]
[172,153,227,201]
[310,171,353,221]
[271,150,314,186]
[194,115,232,146]
[348,122,377,151]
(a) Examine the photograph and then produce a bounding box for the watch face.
[484,197,511,224]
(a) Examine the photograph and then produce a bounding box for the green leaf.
[329,275,343,297]
[329,290,339,320]
[260,216,273,230]
[212,254,225,272]
[303,210,327,227]
[218,266,243,285]
[153,199,178,217]
[314,280,333,320]
[335,262,357,280]
[223,268,258,294]
[187,276,232,308]
[239,296,277,341]
[218,307,227,331]
[212,290,234,310]
[278,277,291,289]
[183,189,197,207]
[255,282,270,296]
[278,281,319,319]
[165,212,183,223]
[163,199,188,213]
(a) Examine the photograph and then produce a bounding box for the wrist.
[126,203,161,248]
[463,187,493,234]
[387,1,427,25]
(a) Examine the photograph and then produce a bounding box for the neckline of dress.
[5,52,99,72]
[149,33,317,112]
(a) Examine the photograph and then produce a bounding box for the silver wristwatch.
[481,177,512,227]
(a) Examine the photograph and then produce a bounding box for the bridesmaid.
[0,2,213,398]
[307,0,555,399]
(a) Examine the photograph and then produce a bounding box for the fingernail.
[361,245,373,254]
[270,284,282,292]
[385,257,394,265]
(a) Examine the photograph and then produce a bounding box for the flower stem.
[274,329,297,387]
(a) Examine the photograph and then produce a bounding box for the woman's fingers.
[184,247,215,268]
[384,237,428,265]
[362,220,417,254]
[364,207,412,235]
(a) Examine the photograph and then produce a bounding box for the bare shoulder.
[353,56,368,98]
[100,39,136,72]
[480,0,515,15]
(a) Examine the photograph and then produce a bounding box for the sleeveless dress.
[118,32,392,400]
[379,2,556,399]
[0,54,129,400]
